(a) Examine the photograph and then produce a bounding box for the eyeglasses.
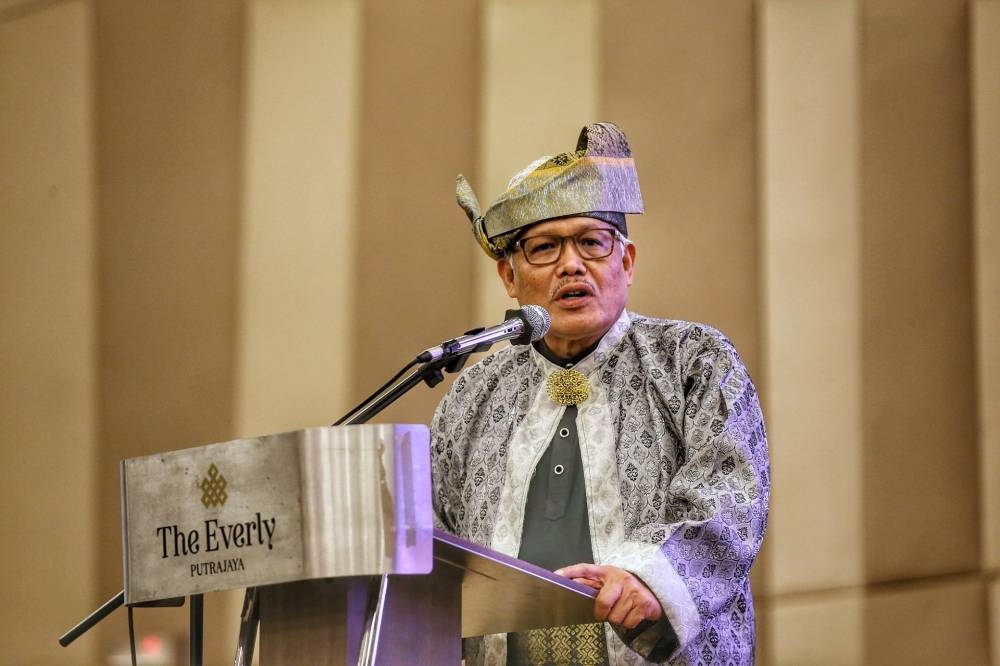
[512,228,624,266]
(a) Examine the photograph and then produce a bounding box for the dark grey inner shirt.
[517,340,598,570]
[517,404,594,570]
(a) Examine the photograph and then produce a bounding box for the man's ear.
[497,258,518,298]
[622,241,636,287]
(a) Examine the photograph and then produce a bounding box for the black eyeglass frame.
[510,228,628,266]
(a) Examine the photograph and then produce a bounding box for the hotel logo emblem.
[200,464,228,508]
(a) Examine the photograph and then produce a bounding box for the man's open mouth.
[554,284,594,301]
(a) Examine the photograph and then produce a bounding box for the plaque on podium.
[120,424,433,605]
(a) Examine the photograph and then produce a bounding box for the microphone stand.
[333,340,483,426]
[58,593,185,655]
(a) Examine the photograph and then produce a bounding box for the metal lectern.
[118,424,596,664]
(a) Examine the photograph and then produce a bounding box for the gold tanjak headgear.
[456,122,645,259]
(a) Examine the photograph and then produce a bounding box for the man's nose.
[555,237,587,274]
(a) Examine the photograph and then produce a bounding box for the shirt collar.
[533,338,600,368]
[531,309,633,376]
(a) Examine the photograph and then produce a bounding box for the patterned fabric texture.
[508,624,609,665]
[431,311,770,665]
[456,122,645,259]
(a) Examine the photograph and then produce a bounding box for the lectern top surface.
[432,529,597,637]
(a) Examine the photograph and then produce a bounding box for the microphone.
[417,305,551,363]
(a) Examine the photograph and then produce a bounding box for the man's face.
[496,216,636,358]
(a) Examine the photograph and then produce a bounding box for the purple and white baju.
[431,310,770,665]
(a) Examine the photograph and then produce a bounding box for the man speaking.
[431,123,769,665]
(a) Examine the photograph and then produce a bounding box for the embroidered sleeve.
[603,330,770,663]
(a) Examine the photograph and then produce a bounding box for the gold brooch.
[545,369,591,406]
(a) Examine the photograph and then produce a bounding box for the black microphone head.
[520,304,551,342]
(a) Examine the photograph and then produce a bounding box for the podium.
[119,425,597,664]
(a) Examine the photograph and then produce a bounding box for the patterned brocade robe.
[431,310,770,665]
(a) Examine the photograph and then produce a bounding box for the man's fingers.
[620,604,647,629]
[557,564,665,626]
[593,578,624,622]
[603,590,635,625]
[556,563,603,580]
[570,577,603,590]
[600,576,665,627]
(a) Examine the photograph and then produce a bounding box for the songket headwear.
[456,122,645,259]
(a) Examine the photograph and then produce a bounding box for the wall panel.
[860,0,978,582]
[972,0,1000,572]
[93,1,245,659]
[0,2,97,663]
[352,0,479,426]
[767,590,864,665]
[759,0,864,595]
[991,578,1000,666]
[865,577,989,665]
[237,0,360,436]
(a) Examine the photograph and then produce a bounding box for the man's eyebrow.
[521,227,616,240]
